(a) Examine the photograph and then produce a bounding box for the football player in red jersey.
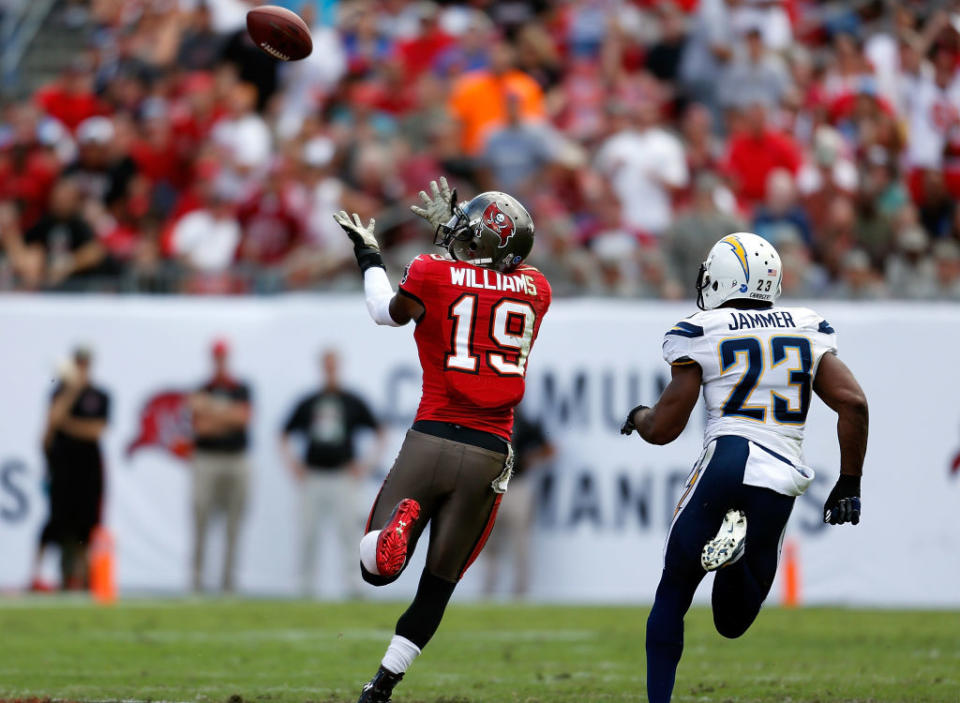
[333,178,551,703]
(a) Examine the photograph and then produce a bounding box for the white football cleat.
[701,509,747,571]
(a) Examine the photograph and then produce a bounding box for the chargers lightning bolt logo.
[721,234,750,280]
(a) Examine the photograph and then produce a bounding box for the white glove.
[333,211,383,272]
[333,211,379,251]
[409,177,456,230]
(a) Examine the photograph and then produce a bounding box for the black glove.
[823,474,861,525]
[332,210,384,273]
[620,405,650,436]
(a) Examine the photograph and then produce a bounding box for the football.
[245,5,312,62]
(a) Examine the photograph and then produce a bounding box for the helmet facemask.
[434,202,472,252]
[695,263,711,311]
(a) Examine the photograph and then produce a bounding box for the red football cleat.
[29,578,55,593]
[376,499,421,577]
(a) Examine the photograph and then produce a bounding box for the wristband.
[836,473,861,495]
[355,246,384,273]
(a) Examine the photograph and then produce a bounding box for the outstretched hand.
[410,176,456,230]
[333,211,379,251]
[333,210,383,272]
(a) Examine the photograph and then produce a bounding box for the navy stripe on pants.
[645,435,795,703]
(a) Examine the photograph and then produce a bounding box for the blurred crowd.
[2,0,960,298]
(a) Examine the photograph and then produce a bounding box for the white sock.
[359,530,381,574]
[381,634,421,675]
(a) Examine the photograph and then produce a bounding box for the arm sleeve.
[351,395,378,429]
[363,266,403,327]
[283,398,309,434]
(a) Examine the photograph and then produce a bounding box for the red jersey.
[398,254,551,441]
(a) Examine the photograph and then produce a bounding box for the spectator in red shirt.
[236,163,305,268]
[130,101,184,212]
[724,102,802,208]
[170,72,225,160]
[396,4,453,79]
[0,105,60,229]
[35,63,108,132]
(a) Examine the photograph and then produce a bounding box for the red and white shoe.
[376,499,421,577]
[28,578,55,593]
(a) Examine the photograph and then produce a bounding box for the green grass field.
[0,599,957,703]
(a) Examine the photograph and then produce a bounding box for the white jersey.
[662,305,837,496]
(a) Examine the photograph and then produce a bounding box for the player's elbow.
[641,425,681,446]
[837,388,869,421]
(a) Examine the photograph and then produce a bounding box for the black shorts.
[365,427,509,582]
[41,459,103,546]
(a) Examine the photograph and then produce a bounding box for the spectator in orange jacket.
[447,40,544,155]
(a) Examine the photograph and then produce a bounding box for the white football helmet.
[696,232,783,310]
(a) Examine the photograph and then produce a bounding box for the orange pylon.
[782,539,800,608]
[89,525,117,604]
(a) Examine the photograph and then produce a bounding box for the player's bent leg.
[358,430,448,587]
[357,433,506,702]
[424,446,506,583]
[711,485,794,639]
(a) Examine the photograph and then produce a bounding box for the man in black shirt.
[280,349,385,597]
[189,338,252,593]
[17,178,105,289]
[31,346,109,590]
[63,116,137,212]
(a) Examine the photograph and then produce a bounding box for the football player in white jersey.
[621,232,868,703]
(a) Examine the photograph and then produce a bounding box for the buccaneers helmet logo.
[483,202,516,246]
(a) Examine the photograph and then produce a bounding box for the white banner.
[0,295,958,606]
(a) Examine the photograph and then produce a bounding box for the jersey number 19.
[446,294,536,377]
